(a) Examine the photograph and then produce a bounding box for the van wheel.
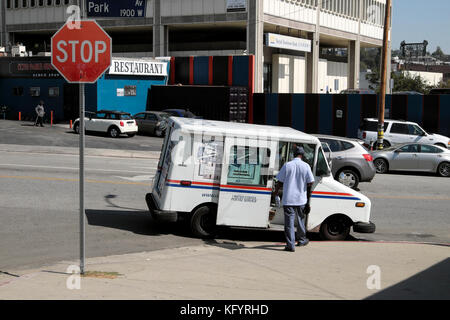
[336,169,359,189]
[320,215,351,241]
[190,206,217,238]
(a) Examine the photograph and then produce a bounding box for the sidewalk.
[0,240,448,300]
[0,143,160,159]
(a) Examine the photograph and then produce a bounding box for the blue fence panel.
[439,95,450,137]
[319,94,333,135]
[265,94,278,126]
[193,57,209,85]
[291,94,305,132]
[347,94,362,138]
[407,95,423,126]
[232,56,249,87]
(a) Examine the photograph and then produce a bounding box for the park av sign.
[51,20,112,83]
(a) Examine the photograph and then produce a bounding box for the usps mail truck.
[146,117,375,240]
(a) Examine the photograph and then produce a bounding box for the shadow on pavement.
[366,258,450,300]
[85,209,191,238]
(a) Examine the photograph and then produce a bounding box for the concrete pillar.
[153,0,168,57]
[1,0,6,48]
[348,40,360,89]
[306,32,319,93]
[247,0,264,93]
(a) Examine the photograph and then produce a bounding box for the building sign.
[86,0,146,18]
[109,59,167,77]
[6,61,61,78]
[226,0,246,12]
[265,33,311,53]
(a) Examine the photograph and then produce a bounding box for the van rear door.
[216,137,276,228]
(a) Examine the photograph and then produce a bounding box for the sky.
[392,0,450,54]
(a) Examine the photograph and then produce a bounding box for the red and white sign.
[51,20,112,83]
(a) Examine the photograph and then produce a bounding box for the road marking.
[115,175,154,182]
[0,163,154,174]
[0,175,150,186]
[365,194,450,201]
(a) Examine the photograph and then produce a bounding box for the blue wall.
[0,78,65,121]
[96,74,167,116]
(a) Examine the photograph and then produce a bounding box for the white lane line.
[0,150,160,161]
[0,163,155,174]
[115,175,154,182]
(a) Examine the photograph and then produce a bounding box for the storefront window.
[13,87,24,96]
[49,87,59,97]
[30,87,40,97]
[263,63,272,94]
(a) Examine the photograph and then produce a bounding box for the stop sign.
[51,20,112,83]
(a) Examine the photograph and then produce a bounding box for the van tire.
[190,206,217,238]
[74,122,80,134]
[320,215,351,241]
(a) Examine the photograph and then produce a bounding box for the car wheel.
[336,169,359,189]
[437,162,450,177]
[435,143,447,149]
[374,158,388,174]
[320,215,351,241]
[108,126,120,138]
[74,122,80,134]
[190,206,217,238]
[127,133,136,138]
[382,140,391,149]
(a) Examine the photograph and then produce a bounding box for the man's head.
[293,146,305,158]
[40,100,44,105]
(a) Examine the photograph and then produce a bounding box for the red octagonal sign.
[51,20,112,83]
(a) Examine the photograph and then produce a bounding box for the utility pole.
[377,0,392,150]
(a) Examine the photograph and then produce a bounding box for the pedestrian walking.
[274,146,315,252]
[35,100,45,127]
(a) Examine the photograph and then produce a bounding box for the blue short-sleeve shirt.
[276,158,315,206]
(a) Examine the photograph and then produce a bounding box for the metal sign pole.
[79,0,85,275]
[79,82,85,275]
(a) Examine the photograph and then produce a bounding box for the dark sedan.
[133,111,170,137]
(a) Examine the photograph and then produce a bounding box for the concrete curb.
[0,143,161,159]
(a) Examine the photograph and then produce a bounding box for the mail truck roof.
[169,117,318,144]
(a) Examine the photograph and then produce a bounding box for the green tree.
[432,46,445,60]
[391,72,433,94]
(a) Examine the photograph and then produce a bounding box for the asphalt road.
[0,120,164,151]
[0,120,449,271]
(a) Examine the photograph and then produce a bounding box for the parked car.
[371,143,450,177]
[314,134,376,189]
[73,110,138,138]
[392,91,423,95]
[133,111,170,137]
[358,118,450,150]
[340,88,375,94]
[162,109,197,118]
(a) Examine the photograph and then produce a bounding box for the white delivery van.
[146,117,375,240]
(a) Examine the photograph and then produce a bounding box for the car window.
[120,114,132,120]
[96,113,106,119]
[134,113,146,120]
[147,114,158,121]
[399,144,419,153]
[408,125,425,136]
[327,139,342,152]
[420,145,443,154]
[390,123,408,134]
[159,113,170,119]
[341,141,354,151]
[361,120,388,132]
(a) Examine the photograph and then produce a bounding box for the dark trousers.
[36,116,44,127]
[283,206,308,250]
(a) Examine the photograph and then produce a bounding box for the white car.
[358,118,450,149]
[73,110,138,138]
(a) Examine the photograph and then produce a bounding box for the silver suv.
[315,135,376,190]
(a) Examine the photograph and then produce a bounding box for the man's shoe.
[284,247,295,252]
[297,240,309,247]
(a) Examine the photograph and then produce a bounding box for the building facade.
[1,0,391,94]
